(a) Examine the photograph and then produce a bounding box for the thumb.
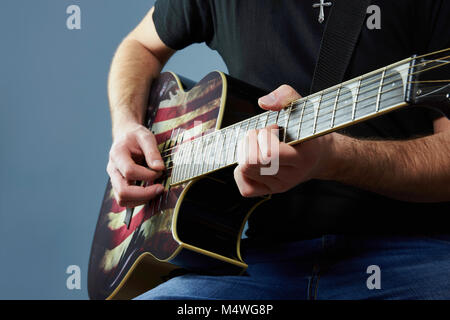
[258,85,302,111]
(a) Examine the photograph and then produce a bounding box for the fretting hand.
[234,85,338,197]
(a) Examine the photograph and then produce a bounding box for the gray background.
[0,0,227,299]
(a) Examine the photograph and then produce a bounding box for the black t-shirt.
[153,0,450,240]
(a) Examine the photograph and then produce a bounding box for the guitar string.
[166,80,449,180]
[164,79,447,178]
[161,76,443,169]
[162,77,446,168]
[163,83,446,175]
[160,55,449,158]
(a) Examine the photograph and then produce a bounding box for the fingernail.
[152,160,165,168]
[259,93,276,106]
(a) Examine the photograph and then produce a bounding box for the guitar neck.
[171,57,414,185]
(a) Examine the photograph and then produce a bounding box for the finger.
[135,130,166,171]
[258,85,302,111]
[238,162,281,187]
[234,166,272,198]
[111,144,162,182]
[114,183,165,207]
[278,142,302,166]
[108,164,164,206]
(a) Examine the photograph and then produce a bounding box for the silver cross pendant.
[312,0,332,24]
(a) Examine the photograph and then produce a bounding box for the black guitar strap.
[310,0,372,94]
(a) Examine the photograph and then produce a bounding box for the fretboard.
[170,57,413,185]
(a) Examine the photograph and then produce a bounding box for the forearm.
[321,131,450,202]
[108,38,163,139]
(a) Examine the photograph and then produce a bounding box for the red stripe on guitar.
[110,199,124,213]
[154,107,220,145]
[153,83,222,123]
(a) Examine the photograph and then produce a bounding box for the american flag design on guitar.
[88,72,225,300]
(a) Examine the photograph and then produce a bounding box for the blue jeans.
[135,234,450,300]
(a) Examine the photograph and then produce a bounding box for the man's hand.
[234,85,337,197]
[107,122,166,207]
[233,85,450,202]
[106,6,175,208]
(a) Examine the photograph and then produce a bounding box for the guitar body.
[88,71,269,300]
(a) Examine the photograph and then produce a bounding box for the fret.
[194,136,203,177]
[312,92,323,134]
[333,86,353,128]
[180,131,186,181]
[232,125,241,164]
[201,134,211,175]
[378,66,406,111]
[375,67,387,112]
[209,132,219,172]
[202,135,210,175]
[176,141,184,183]
[283,104,293,142]
[203,134,211,174]
[239,121,249,160]
[330,86,341,128]
[172,143,179,183]
[259,113,267,129]
[296,99,307,140]
[275,110,281,126]
[178,140,187,183]
[213,131,224,170]
[233,119,251,165]
[218,129,228,168]
[189,138,200,178]
[254,115,260,130]
[267,110,277,126]
[249,116,258,131]
[172,145,179,183]
[172,128,181,181]
[210,133,217,171]
[186,139,194,180]
[263,111,270,127]
[224,127,235,165]
[280,108,288,128]
[207,133,216,172]
[201,134,210,175]
[183,139,193,183]
[352,76,363,121]
[316,89,336,134]
[300,96,319,139]
[225,127,234,166]
[232,122,242,163]
[194,137,202,176]
[355,73,379,119]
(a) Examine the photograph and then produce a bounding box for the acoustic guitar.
[88,48,450,299]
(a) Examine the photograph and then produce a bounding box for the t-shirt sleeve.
[152,0,215,50]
